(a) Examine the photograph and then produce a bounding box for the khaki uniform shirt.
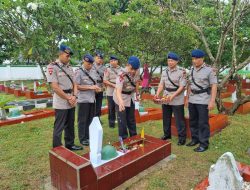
[103,65,122,96]
[46,59,75,109]
[113,68,140,107]
[75,66,97,103]
[188,63,217,105]
[160,67,187,105]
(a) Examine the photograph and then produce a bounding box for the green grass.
[0,99,249,190]
[0,93,26,103]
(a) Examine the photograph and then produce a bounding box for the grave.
[223,102,250,114]
[141,93,154,100]
[5,98,52,111]
[14,89,26,97]
[171,114,229,138]
[4,86,15,94]
[195,153,250,190]
[0,109,54,127]
[49,117,171,190]
[25,90,52,99]
[134,101,162,123]
[0,84,4,91]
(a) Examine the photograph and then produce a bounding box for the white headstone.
[150,87,156,95]
[207,152,243,190]
[33,81,37,93]
[231,91,237,103]
[135,101,139,110]
[21,81,24,91]
[89,117,103,165]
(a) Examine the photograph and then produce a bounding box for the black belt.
[165,87,178,92]
[63,89,72,93]
[191,87,211,95]
[122,91,133,95]
[97,80,103,83]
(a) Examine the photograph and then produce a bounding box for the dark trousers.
[107,96,116,127]
[188,103,210,147]
[162,104,186,141]
[95,92,103,117]
[53,108,75,148]
[115,101,137,139]
[78,103,95,142]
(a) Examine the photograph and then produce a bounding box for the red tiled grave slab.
[0,110,55,127]
[50,147,98,190]
[0,84,5,91]
[25,90,52,99]
[79,164,98,190]
[145,135,170,146]
[135,108,162,123]
[14,89,25,97]
[223,101,250,114]
[4,87,14,94]
[237,162,250,182]
[50,135,171,190]
[141,93,154,100]
[195,162,250,190]
[101,107,108,115]
[51,146,89,167]
[220,92,232,99]
[50,153,79,190]
[171,114,229,138]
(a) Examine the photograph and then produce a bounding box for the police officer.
[103,55,122,128]
[75,54,101,146]
[92,52,106,121]
[113,56,140,139]
[186,49,217,152]
[155,52,187,145]
[46,45,82,150]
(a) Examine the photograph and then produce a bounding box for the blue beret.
[110,55,118,60]
[128,56,140,69]
[191,49,205,58]
[95,51,104,59]
[83,54,94,63]
[167,52,180,61]
[59,44,73,55]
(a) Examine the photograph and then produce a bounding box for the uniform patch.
[48,67,53,75]
[119,73,125,82]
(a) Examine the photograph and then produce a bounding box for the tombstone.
[33,81,37,93]
[207,152,243,190]
[231,90,237,103]
[150,87,156,95]
[89,117,103,165]
[135,101,140,110]
[21,81,24,91]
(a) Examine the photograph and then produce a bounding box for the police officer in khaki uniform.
[92,52,106,121]
[186,49,217,152]
[75,54,101,146]
[103,55,122,128]
[113,56,140,139]
[46,45,82,150]
[155,52,187,145]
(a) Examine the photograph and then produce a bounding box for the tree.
[0,0,87,79]
[161,0,250,115]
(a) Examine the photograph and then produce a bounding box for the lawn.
[0,97,249,190]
